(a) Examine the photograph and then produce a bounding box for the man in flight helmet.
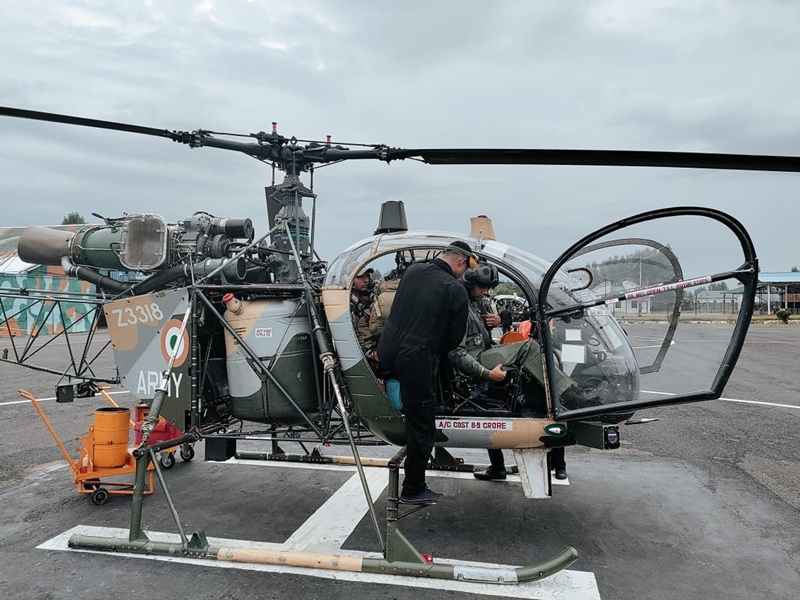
[448,263,572,481]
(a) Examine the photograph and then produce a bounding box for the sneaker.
[554,466,568,480]
[473,467,507,481]
[399,487,442,504]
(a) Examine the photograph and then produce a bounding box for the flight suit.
[449,300,568,475]
[448,301,574,396]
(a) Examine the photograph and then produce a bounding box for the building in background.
[756,272,800,314]
[0,225,98,337]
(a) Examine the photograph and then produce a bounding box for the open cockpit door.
[571,238,683,375]
[536,207,758,421]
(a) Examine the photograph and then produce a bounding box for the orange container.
[93,407,130,468]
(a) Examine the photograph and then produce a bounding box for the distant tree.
[680,293,695,311]
[494,282,524,297]
[62,212,86,225]
[709,281,729,291]
[585,247,675,290]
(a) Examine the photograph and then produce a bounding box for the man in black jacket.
[378,241,474,504]
[499,308,514,334]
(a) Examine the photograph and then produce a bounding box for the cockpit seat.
[439,361,524,417]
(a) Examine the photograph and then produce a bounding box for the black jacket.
[377,258,469,368]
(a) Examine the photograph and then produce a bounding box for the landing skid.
[235,445,522,475]
[68,443,577,584]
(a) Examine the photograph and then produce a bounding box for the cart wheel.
[180,445,195,462]
[91,487,110,505]
[159,451,176,469]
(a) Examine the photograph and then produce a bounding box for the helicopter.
[0,105,792,584]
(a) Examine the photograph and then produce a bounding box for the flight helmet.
[463,264,499,289]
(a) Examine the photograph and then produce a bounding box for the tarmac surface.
[0,324,799,599]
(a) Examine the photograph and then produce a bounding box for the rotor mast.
[197,122,383,282]
[265,172,314,282]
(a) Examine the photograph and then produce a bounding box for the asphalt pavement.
[0,324,798,599]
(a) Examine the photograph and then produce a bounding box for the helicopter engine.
[17,212,254,283]
[16,206,327,291]
[16,210,326,428]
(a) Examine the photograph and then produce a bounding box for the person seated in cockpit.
[369,250,414,342]
[447,264,607,481]
[447,265,577,399]
[350,266,378,366]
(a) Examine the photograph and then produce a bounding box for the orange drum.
[92,407,130,468]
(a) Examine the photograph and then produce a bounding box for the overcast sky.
[1,0,799,277]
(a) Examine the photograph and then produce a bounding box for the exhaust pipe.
[19,225,126,270]
[18,227,73,266]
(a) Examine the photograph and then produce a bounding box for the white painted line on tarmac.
[719,397,800,410]
[26,461,68,477]
[630,336,676,350]
[283,467,387,553]
[627,335,666,342]
[640,390,800,410]
[734,339,798,345]
[39,525,600,599]
[0,390,128,407]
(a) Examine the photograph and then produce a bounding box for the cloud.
[1,0,799,273]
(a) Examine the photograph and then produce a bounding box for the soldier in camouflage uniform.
[369,276,400,340]
[448,264,577,481]
[448,265,575,395]
[350,266,377,363]
[369,251,414,341]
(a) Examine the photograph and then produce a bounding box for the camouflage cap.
[356,266,374,277]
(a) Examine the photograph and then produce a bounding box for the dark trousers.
[487,447,565,470]
[551,447,566,469]
[394,352,439,496]
[487,448,505,470]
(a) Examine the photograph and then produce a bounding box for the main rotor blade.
[0,106,183,141]
[387,148,800,173]
[4,106,800,173]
